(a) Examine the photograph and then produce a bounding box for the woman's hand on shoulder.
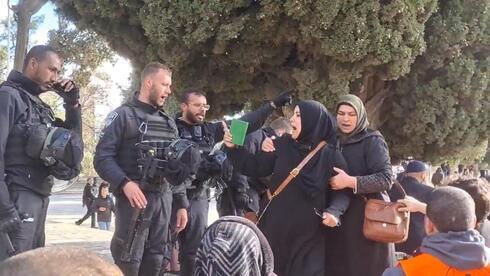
[261,136,276,152]
[329,167,356,190]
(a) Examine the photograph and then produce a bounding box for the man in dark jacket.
[390,160,434,255]
[175,89,291,276]
[0,45,82,260]
[75,177,97,228]
[94,62,199,276]
[383,187,490,276]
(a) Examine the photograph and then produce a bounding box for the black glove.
[233,191,251,210]
[0,209,21,233]
[165,159,191,186]
[196,159,221,181]
[54,81,80,105]
[272,91,292,108]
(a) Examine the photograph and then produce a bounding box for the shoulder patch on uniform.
[104,111,118,128]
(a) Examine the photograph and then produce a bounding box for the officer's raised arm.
[213,91,292,141]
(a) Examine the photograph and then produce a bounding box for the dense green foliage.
[52,0,489,162]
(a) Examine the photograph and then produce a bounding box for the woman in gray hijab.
[325,94,395,276]
[194,216,275,276]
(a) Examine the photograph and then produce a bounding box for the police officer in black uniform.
[175,89,292,276]
[94,62,200,276]
[0,45,83,261]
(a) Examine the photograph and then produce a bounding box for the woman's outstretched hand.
[397,196,427,214]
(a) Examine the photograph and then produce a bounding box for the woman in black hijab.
[224,100,349,276]
[325,94,395,276]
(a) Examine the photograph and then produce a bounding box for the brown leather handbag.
[362,180,410,243]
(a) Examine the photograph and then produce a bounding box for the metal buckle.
[290,168,300,177]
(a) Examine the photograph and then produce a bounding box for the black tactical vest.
[1,81,56,167]
[117,103,179,182]
[176,121,215,156]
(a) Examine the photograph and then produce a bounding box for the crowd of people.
[0,44,489,276]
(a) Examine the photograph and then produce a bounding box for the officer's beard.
[184,111,205,125]
[149,86,164,108]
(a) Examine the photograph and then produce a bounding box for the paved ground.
[45,192,219,271]
[45,193,114,261]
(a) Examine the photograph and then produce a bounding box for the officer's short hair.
[140,62,172,82]
[0,246,122,276]
[22,45,60,72]
[427,186,476,232]
[449,178,490,224]
[269,117,292,134]
[179,88,206,103]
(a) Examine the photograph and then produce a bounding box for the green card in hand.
[230,119,249,146]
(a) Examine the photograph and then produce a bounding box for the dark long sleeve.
[93,110,128,192]
[172,179,190,209]
[59,103,82,136]
[238,102,274,134]
[0,91,20,215]
[229,171,249,193]
[356,136,394,194]
[227,148,276,179]
[325,150,351,220]
[213,102,274,141]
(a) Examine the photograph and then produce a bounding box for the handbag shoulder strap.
[393,178,407,198]
[269,141,327,199]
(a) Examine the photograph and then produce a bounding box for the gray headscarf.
[194,216,275,276]
[336,94,369,140]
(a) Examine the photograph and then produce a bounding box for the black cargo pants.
[111,191,172,276]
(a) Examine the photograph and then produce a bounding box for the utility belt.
[138,177,171,193]
[186,181,210,201]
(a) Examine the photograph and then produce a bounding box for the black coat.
[91,196,115,222]
[325,129,395,276]
[243,127,276,213]
[0,71,81,201]
[390,174,434,255]
[82,184,96,206]
[229,136,348,276]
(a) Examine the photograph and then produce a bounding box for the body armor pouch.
[25,125,83,180]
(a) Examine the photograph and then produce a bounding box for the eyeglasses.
[188,103,210,110]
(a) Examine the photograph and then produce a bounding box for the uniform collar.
[7,70,43,96]
[130,92,162,114]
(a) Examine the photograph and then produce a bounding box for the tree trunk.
[357,73,391,130]
[12,0,48,71]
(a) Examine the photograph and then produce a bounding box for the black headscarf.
[287,100,339,196]
[296,100,337,147]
